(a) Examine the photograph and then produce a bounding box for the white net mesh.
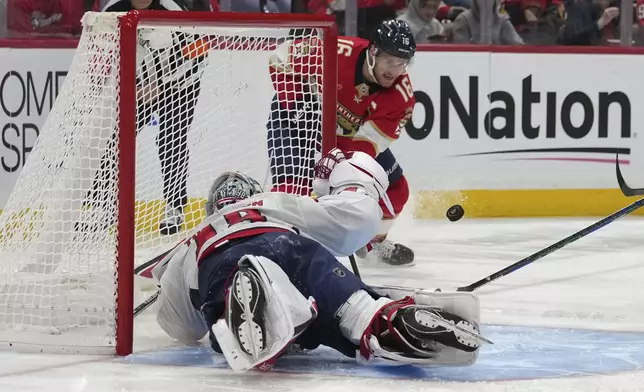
[0,12,326,353]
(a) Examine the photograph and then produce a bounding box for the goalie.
[150,149,483,372]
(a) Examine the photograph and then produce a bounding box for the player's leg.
[338,288,482,366]
[196,233,326,343]
[154,243,209,343]
[199,231,481,371]
[356,148,415,266]
[157,83,200,235]
[266,95,321,195]
[197,233,319,372]
[75,102,154,234]
[199,231,369,368]
[264,232,481,361]
[195,231,366,362]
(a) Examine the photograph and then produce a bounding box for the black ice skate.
[226,264,267,358]
[356,239,415,267]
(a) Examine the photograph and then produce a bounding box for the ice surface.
[2,217,644,391]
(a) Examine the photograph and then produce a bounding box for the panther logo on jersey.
[336,103,364,136]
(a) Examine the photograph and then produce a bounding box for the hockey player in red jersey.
[267,20,417,267]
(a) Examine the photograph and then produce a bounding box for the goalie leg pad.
[212,255,318,373]
[155,241,208,343]
[382,299,480,353]
[359,285,483,367]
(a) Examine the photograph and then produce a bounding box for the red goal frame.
[115,11,338,356]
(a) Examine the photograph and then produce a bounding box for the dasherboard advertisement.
[0,48,74,204]
[1,47,643,216]
[399,52,640,193]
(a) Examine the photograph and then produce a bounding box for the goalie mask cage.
[0,11,337,356]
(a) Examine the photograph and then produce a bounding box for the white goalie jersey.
[153,188,382,343]
[196,189,382,260]
[156,187,382,304]
[153,151,388,345]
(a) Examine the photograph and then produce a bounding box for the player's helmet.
[370,20,416,60]
[205,171,263,216]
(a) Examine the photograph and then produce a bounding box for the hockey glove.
[312,148,348,197]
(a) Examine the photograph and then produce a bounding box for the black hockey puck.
[446,204,465,222]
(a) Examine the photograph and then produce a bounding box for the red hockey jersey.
[269,36,415,158]
[7,0,85,36]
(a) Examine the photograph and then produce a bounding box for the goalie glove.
[312,148,348,197]
[313,150,394,216]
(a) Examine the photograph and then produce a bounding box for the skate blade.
[417,310,493,346]
[235,271,265,359]
[236,319,265,358]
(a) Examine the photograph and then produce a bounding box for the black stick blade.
[616,153,644,197]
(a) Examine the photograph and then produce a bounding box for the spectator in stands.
[291,0,309,12]
[230,0,293,12]
[451,0,524,43]
[6,0,86,37]
[634,0,644,45]
[91,0,218,11]
[444,0,471,10]
[503,0,565,44]
[558,0,619,44]
[180,0,218,10]
[1,0,7,38]
[397,0,444,42]
[309,0,407,37]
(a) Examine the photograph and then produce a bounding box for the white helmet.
[328,151,395,217]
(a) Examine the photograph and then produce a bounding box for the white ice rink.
[2,216,644,391]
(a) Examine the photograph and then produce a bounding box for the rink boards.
[2,44,644,218]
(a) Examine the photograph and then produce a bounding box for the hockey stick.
[349,254,361,278]
[133,245,178,278]
[457,195,644,292]
[134,290,160,317]
[616,153,644,196]
[131,245,180,317]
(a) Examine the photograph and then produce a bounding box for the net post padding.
[0,10,337,356]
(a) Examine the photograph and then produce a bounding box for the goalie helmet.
[205,172,263,216]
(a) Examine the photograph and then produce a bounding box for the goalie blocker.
[152,151,484,372]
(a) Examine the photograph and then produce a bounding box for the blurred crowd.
[0,0,642,45]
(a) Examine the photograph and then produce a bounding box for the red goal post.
[0,11,337,357]
[116,10,338,356]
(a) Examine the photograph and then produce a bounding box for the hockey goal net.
[0,11,337,355]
